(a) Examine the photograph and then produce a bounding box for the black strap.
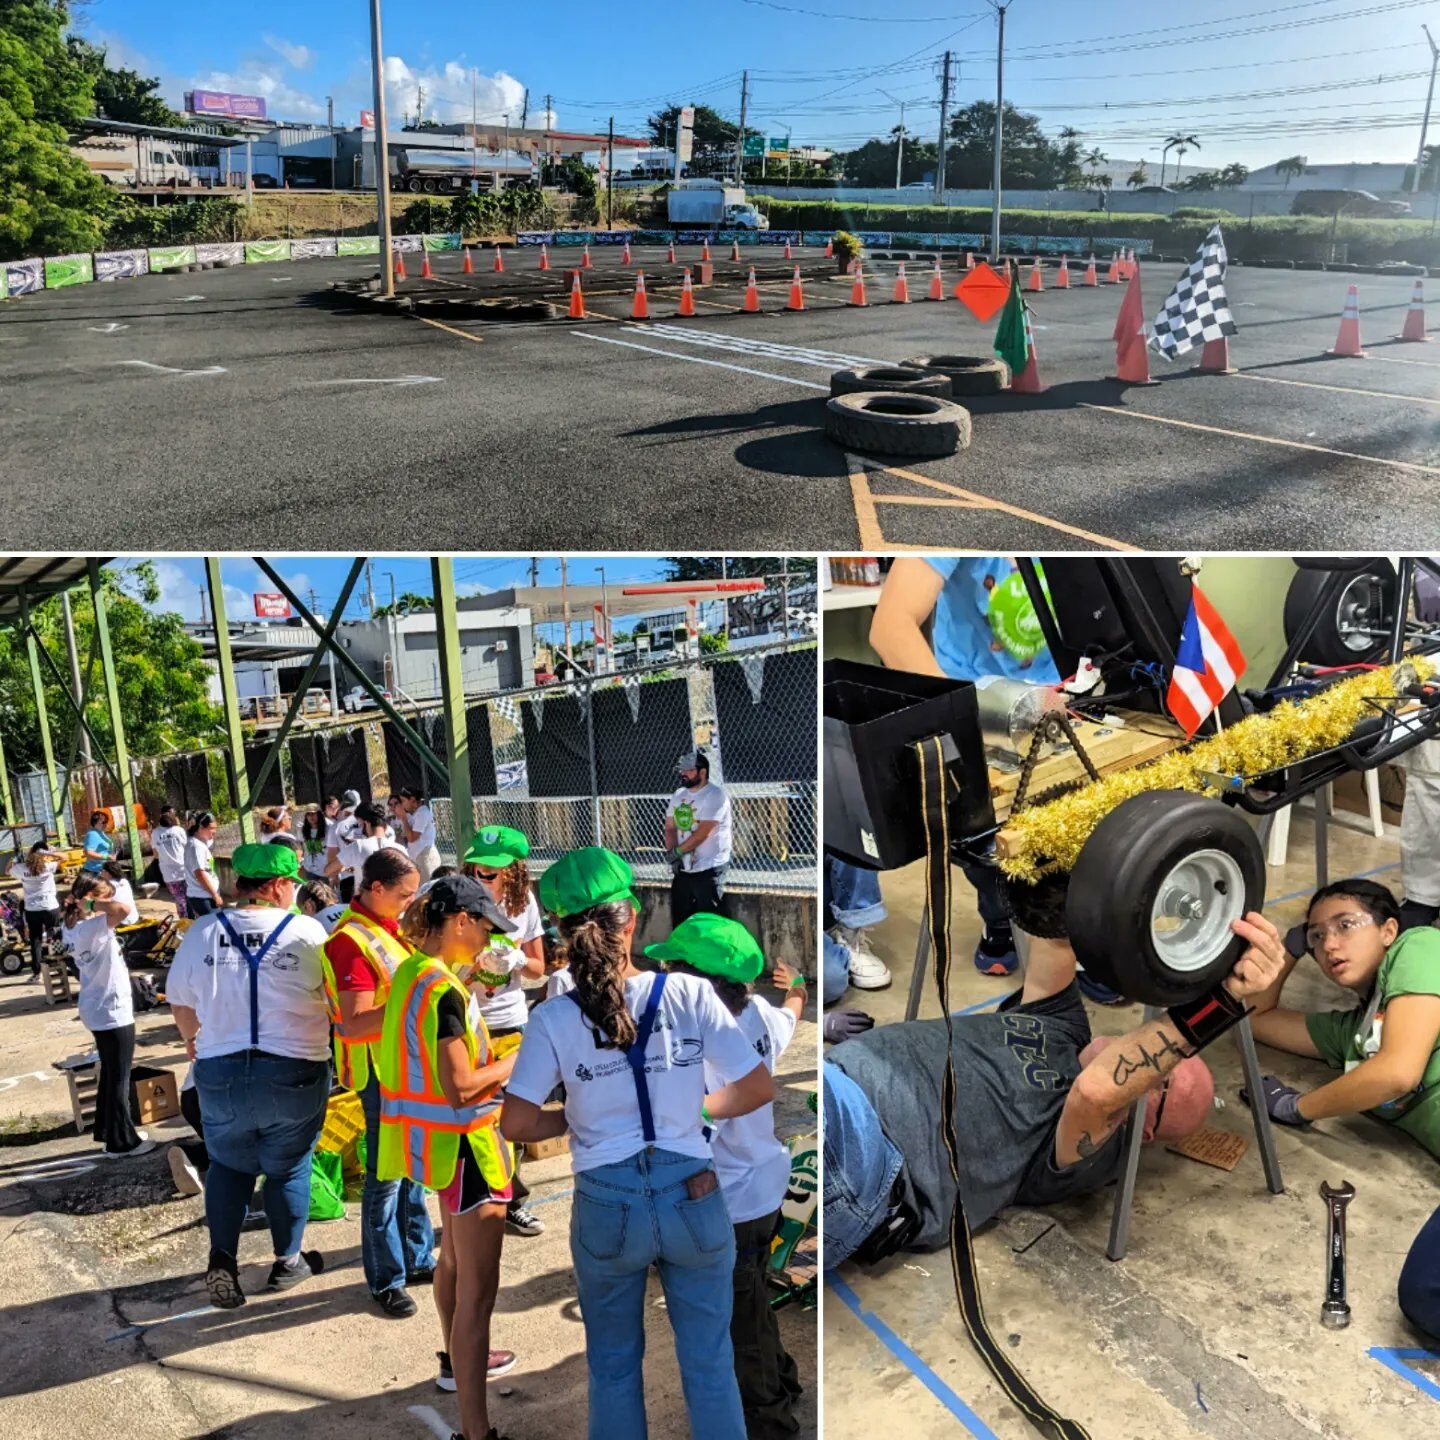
[913,735,1091,1440]
[568,970,670,1144]
[216,910,295,1049]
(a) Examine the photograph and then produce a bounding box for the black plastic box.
[823,659,994,871]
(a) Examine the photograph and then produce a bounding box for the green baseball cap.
[538,846,640,918]
[232,843,300,881]
[464,825,530,869]
[645,912,765,983]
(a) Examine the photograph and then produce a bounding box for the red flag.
[1111,266,1152,385]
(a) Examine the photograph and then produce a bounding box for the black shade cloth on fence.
[466,705,499,798]
[382,714,452,800]
[711,649,817,783]
[520,692,590,798]
[163,753,212,815]
[288,731,372,806]
[288,738,323,806]
[594,678,692,796]
[243,744,286,809]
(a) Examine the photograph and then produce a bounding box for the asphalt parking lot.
[1,244,1435,550]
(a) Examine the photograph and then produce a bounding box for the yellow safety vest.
[375,949,514,1193]
[320,907,411,1092]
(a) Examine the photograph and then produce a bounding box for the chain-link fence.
[4,637,818,893]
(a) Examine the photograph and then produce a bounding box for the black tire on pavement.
[829,365,953,399]
[903,353,1012,396]
[823,392,971,459]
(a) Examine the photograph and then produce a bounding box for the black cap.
[422,874,518,934]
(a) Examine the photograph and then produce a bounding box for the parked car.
[341,685,390,713]
[1292,189,1411,218]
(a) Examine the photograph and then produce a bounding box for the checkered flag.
[1149,224,1238,360]
[491,695,520,726]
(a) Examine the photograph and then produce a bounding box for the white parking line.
[409,1405,454,1439]
[572,332,828,390]
[633,322,884,370]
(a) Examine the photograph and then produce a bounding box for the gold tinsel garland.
[998,657,1434,883]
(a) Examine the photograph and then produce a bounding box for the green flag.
[993,263,1029,375]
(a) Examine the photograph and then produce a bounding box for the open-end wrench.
[1320,1179,1356,1329]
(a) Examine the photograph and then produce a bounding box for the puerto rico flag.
[1166,586,1245,737]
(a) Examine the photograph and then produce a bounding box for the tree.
[944,101,1082,189]
[0,561,223,776]
[374,592,435,618]
[1178,170,1222,192]
[1163,131,1200,186]
[1275,155,1307,189]
[0,0,114,261]
[1219,162,1250,188]
[838,134,936,187]
[1126,162,1149,189]
[67,36,178,126]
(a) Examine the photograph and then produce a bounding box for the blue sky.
[78,0,1440,171]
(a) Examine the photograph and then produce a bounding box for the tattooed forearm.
[1076,1130,1099,1158]
[1110,1029,1190,1088]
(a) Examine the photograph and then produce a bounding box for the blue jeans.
[822,1062,902,1272]
[194,1050,328,1259]
[571,1147,746,1440]
[828,860,887,930]
[359,1072,435,1295]
[1399,1202,1440,1341]
[823,933,851,1006]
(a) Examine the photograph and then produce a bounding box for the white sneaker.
[168,1145,203,1196]
[845,946,892,991]
[830,924,883,963]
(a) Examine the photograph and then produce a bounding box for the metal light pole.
[933,51,952,203]
[327,96,336,190]
[368,0,395,296]
[880,90,906,189]
[503,112,511,188]
[1415,25,1439,195]
[989,2,1011,263]
[595,565,610,674]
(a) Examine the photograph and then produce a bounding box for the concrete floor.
[824,798,1440,1440]
[0,974,816,1439]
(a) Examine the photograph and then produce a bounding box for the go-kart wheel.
[1064,790,1263,1007]
[1282,560,1395,666]
[0,948,25,976]
[1001,870,1070,939]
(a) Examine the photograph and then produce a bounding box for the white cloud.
[381,57,527,130]
[189,66,326,121]
[263,34,314,71]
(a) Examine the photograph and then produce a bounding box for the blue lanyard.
[570,971,669,1143]
[215,911,295,1048]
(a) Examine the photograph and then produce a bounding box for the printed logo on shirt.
[753,1034,773,1059]
[1001,1014,1063,1091]
[674,802,696,832]
[670,1037,703,1067]
[212,925,302,972]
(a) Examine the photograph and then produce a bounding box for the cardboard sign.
[1166,1126,1248,1172]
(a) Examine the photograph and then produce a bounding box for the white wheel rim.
[1149,848,1246,973]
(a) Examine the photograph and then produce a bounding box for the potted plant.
[831,229,861,274]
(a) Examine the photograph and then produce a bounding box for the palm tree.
[1162,132,1200,187]
[1127,162,1149,189]
[1219,162,1250,188]
[1275,155,1307,189]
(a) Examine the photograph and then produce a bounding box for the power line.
[738,0,986,19]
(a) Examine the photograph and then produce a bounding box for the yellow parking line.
[1235,370,1440,408]
[874,494,986,510]
[1079,403,1440,476]
[415,315,483,345]
[848,467,885,549]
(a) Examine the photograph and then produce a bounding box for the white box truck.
[666,180,768,231]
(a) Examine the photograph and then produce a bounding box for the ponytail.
[187,810,215,837]
[558,902,637,1049]
[63,873,105,926]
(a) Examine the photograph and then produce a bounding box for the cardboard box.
[131,1065,179,1125]
[523,1102,570,1161]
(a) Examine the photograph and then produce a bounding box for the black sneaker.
[205,1248,245,1310]
[436,1350,456,1393]
[267,1249,324,1291]
[506,1202,545,1237]
[375,1286,418,1318]
[406,1266,436,1286]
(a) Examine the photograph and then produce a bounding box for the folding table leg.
[1107,1003,1160,1261]
[904,898,931,1022]
[1235,1012,1285,1195]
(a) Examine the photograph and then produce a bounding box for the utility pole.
[198,585,209,627]
[385,574,399,695]
[416,83,426,127]
[595,565,609,674]
[933,51,952,204]
[606,115,615,229]
[722,557,731,644]
[521,88,529,131]
[990,2,1011,262]
[472,69,479,180]
[559,557,574,665]
[1416,25,1439,194]
[368,0,396,297]
[735,70,750,185]
[365,559,377,618]
[529,557,540,587]
[544,93,553,181]
[880,90,906,189]
[327,96,336,190]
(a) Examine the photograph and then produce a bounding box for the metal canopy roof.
[79,117,244,147]
[0,557,110,628]
[469,581,769,626]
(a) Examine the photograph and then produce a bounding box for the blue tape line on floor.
[1369,1346,1440,1402]
[1264,861,1400,912]
[827,1274,1000,1438]
[530,1187,574,1207]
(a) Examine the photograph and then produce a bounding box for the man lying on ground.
[823,909,1287,1269]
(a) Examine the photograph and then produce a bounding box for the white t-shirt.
[64,914,134,1032]
[667,782,733,872]
[545,967,576,1002]
[404,804,437,860]
[338,830,406,878]
[509,970,758,1173]
[153,825,188,886]
[327,812,361,877]
[707,995,797,1224]
[315,902,348,933]
[184,836,218,900]
[165,907,330,1061]
[109,878,140,926]
[12,860,58,911]
[473,893,544,1032]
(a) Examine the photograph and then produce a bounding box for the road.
[2,245,1435,549]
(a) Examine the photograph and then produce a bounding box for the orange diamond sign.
[954,261,1011,323]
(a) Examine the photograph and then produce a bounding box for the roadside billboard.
[186,90,267,120]
[253,594,292,619]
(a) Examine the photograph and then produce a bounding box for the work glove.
[1242,1074,1312,1127]
[823,1009,875,1045]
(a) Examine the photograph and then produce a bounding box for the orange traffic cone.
[1027,257,1043,292]
[462,247,474,274]
[492,245,504,273]
[701,238,712,262]
[730,239,741,263]
[742,265,761,313]
[622,239,632,265]
[787,264,805,311]
[677,268,696,317]
[1397,278,1429,342]
[850,264,868,307]
[395,251,407,280]
[1083,254,1098,287]
[928,257,944,301]
[1327,283,1366,357]
[581,245,593,270]
[1012,308,1045,394]
[538,244,550,272]
[893,262,910,304]
[631,270,649,319]
[1105,253,1120,284]
[568,270,585,319]
[1056,255,1070,289]
[783,238,793,260]
[1194,337,1237,375]
[421,252,433,279]
[1109,264,1158,386]
[824,237,833,258]
[667,239,676,264]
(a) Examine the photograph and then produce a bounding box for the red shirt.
[325,900,402,992]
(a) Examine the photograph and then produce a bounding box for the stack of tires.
[823,355,1010,459]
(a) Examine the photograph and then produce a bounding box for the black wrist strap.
[1167,984,1249,1053]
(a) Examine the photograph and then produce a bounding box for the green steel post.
[0,710,13,827]
[88,561,142,876]
[19,591,69,846]
[431,558,475,860]
[206,559,255,843]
